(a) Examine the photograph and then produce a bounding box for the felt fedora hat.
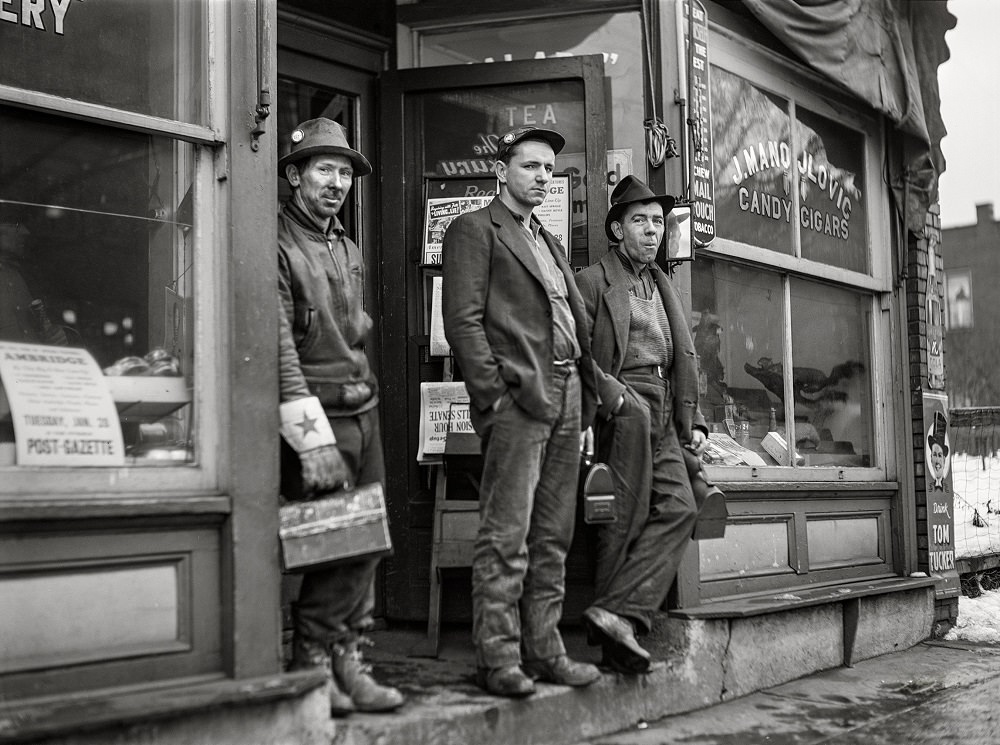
[279,118,372,179]
[495,125,565,161]
[605,175,676,242]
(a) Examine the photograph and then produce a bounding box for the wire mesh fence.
[950,408,1000,575]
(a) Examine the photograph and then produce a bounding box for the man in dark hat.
[442,126,601,697]
[575,175,708,674]
[277,117,403,715]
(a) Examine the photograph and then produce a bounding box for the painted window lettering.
[0,0,76,35]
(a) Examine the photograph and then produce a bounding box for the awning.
[740,0,956,235]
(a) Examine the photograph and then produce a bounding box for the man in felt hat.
[277,117,403,715]
[575,175,709,674]
[442,125,601,697]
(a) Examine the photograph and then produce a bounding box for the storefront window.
[692,258,873,469]
[711,67,868,270]
[0,104,195,466]
[1,0,206,124]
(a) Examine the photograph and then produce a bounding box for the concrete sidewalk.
[567,639,1000,744]
[332,627,1000,745]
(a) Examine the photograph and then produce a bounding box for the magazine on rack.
[421,196,492,265]
[417,381,473,462]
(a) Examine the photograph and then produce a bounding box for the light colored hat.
[279,118,371,179]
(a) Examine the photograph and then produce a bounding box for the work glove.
[280,396,352,497]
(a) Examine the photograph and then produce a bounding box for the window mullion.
[780,274,796,466]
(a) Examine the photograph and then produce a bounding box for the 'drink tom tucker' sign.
[0,341,125,466]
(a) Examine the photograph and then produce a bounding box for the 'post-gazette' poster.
[0,341,125,466]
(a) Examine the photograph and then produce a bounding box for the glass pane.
[711,67,794,254]
[691,257,786,465]
[789,280,873,467]
[276,78,359,236]
[419,12,645,210]
[1,0,206,124]
[0,105,195,467]
[412,80,590,258]
[794,107,867,271]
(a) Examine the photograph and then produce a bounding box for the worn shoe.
[523,654,601,686]
[288,636,355,716]
[475,665,536,698]
[583,606,651,674]
[331,637,405,712]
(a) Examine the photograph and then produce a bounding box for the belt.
[623,364,668,380]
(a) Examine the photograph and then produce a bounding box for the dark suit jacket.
[442,197,598,428]
[575,249,706,442]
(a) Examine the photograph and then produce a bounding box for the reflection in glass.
[711,67,794,254]
[691,258,784,465]
[789,280,872,467]
[1,0,206,124]
[0,105,195,466]
[794,107,867,271]
[691,258,873,468]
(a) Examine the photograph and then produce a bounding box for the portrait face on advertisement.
[925,416,950,489]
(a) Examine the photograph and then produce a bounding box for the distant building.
[942,203,1000,406]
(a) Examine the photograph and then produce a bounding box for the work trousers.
[281,406,385,646]
[592,369,698,635]
[472,365,582,669]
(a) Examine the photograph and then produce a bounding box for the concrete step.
[337,582,936,745]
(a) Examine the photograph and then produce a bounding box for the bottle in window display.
[29,299,68,346]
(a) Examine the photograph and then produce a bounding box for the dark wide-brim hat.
[279,118,372,179]
[605,175,676,242]
[495,126,565,162]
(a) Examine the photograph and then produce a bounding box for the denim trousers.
[591,370,698,635]
[472,365,582,669]
[283,407,385,645]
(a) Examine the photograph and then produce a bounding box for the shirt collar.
[285,198,345,238]
[501,201,542,236]
[615,248,652,279]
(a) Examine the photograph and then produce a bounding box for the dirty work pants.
[591,369,698,635]
[281,407,384,645]
[472,365,581,669]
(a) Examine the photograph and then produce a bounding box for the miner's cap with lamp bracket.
[494,125,566,162]
[279,117,372,179]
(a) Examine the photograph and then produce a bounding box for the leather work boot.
[288,636,355,716]
[523,654,601,686]
[331,637,405,712]
[475,664,536,698]
[583,606,651,674]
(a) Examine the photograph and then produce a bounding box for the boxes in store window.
[279,483,393,572]
[760,431,805,466]
[105,375,191,420]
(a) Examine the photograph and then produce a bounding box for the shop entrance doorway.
[378,56,609,623]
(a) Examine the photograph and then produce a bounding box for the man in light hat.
[277,117,403,715]
[442,126,601,697]
[575,175,708,674]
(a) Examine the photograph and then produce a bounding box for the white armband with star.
[279,396,336,453]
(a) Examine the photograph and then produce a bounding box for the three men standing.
[442,126,602,697]
[277,118,404,715]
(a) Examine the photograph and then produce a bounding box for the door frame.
[378,55,608,620]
